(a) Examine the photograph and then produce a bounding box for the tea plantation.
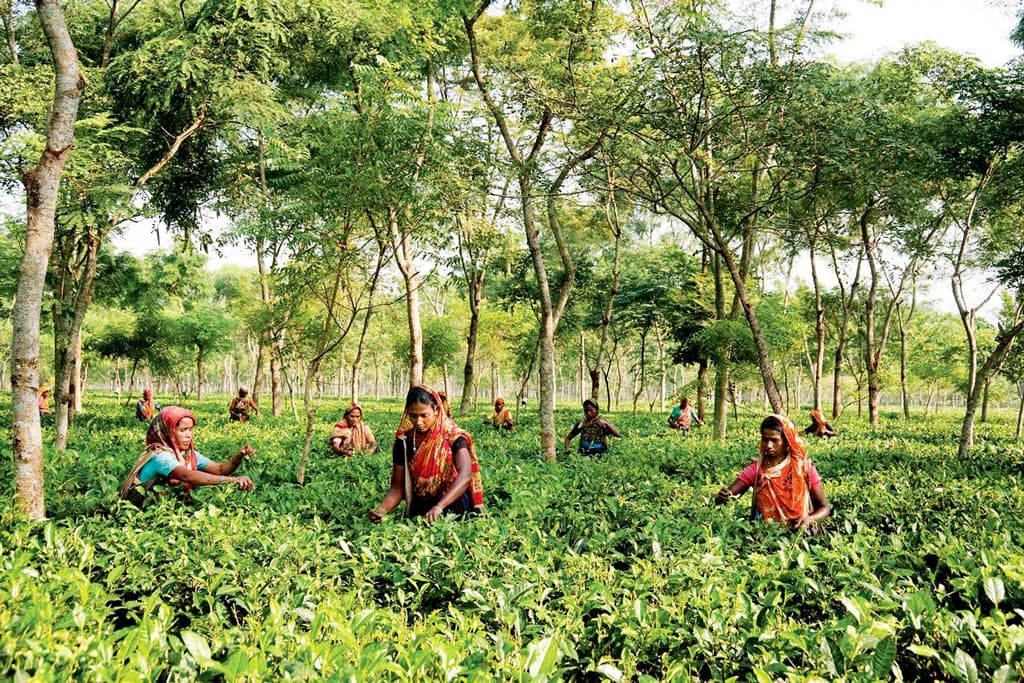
[3,394,1024,681]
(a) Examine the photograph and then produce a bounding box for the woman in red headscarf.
[716,414,830,532]
[804,409,836,438]
[370,385,484,524]
[119,406,256,507]
[329,402,378,456]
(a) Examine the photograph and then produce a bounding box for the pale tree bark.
[350,239,386,404]
[464,5,596,460]
[454,170,507,416]
[809,236,826,412]
[958,309,1024,458]
[895,284,917,419]
[387,206,424,387]
[944,162,998,444]
[830,242,864,420]
[589,158,623,402]
[12,0,84,519]
[51,111,205,449]
[2,0,17,64]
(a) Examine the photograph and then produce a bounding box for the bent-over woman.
[804,409,836,438]
[370,386,484,524]
[119,406,255,507]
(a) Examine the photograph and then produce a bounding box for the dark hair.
[583,399,599,412]
[405,386,439,409]
[680,396,689,409]
[238,387,248,397]
[760,415,784,432]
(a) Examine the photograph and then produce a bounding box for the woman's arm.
[564,423,581,453]
[168,465,255,490]
[603,420,622,438]
[424,447,473,524]
[370,465,405,523]
[715,477,750,504]
[201,445,255,475]
[793,484,831,530]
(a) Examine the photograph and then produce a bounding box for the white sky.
[825,0,1019,67]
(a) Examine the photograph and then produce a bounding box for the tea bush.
[2,394,1023,681]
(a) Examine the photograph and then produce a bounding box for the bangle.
[219,475,225,483]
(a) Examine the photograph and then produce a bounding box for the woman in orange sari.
[483,397,514,431]
[329,402,378,456]
[370,385,484,523]
[716,414,830,532]
[804,409,836,438]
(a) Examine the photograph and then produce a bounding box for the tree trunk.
[72,329,82,412]
[697,358,708,423]
[3,0,17,65]
[809,239,825,412]
[589,161,623,402]
[12,0,83,519]
[196,351,205,400]
[351,242,385,405]
[831,245,863,420]
[958,315,1024,458]
[388,207,423,387]
[459,266,484,416]
[981,377,991,423]
[1016,387,1023,440]
[252,343,265,403]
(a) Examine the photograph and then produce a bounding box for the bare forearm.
[434,473,471,511]
[376,487,404,514]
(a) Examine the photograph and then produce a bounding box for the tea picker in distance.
[229,387,259,422]
[119,406,256,508]
[329,402,378,456]
[564,399,621,456]
[135,389,160,422]
[483,397,515,431]
[715,414,830,533]
[804,409,836,438]
[37,385,53,415]
[667,396,703,434]
[370,385,484,524]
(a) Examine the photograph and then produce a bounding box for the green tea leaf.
[953,649,978,683]
[983,577,1005,607]
[872,637,896,680]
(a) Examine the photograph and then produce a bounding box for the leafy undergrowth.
[2,394,1024,681]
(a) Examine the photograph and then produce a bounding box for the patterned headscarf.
[397,385,484,510]
[146,407,199,490]
[754,414,811,523]
[338,402,374,450]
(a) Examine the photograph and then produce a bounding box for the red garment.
[396,385,484,509]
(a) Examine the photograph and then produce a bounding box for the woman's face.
[346,409,362,426]
[760,428,788,460]
[173,417,195,451]
[407,402,438,433]
[584,404,598,420]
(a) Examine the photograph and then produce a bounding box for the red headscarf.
[754,414,811,523]
[143,389,152,399]
[146,406,199,490]
[397,385,484,510]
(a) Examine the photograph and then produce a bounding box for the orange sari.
[754,414,811,523]
[396,386,484,510]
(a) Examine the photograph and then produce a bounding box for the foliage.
[2,395,1024,680]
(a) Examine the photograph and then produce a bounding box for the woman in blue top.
[119,406,255,507]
